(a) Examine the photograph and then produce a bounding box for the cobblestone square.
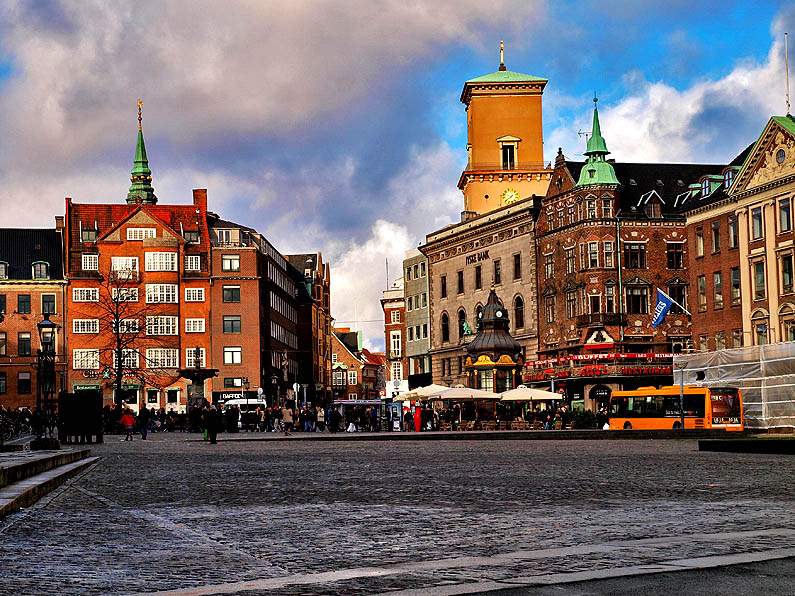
[2,435,795,595]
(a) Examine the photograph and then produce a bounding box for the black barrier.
[58,390,104,444]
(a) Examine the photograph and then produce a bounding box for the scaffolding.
[674,342,795,430]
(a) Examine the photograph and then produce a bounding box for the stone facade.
[422,200,538,388]
[402,249,430,382]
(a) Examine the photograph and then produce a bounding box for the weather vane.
[137,99,143,130]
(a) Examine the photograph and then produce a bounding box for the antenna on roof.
[577,129,592,140]
[385,258,389,290]
[786,32,791,115]
[499,40,506,71]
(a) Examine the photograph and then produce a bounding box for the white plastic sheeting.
[674,342,795,429]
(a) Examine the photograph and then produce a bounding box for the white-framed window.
[73,319,99,334]
[390,310,400,323]
[185,287,205,302]
[145,252,178,272]
[390,331,401,356]
[348,393,358,400]
[81,254,98,271]
[391,361,402,381]
[223,346,242,365]
[114,349,139,369]
[333,370,346,385]
[221,254,240,272]
[185,348,206,368]
[603,241,614,268]
[111,256,139,271]
[348,370,358,385]
[73,349,99,370]
[72,287,99,302]
[588,242,599,268]
[185,318,206,333]
[146,284,177,303]
[331,353,338,363]
[114,318,139,334]
[127,228,156,240]
[185,255,201,271]
[112,287,139,302]
[146,316,178,336]
[146,348,179,369]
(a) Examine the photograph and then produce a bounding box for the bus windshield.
[709,387,742,425]
[611,392,706,418]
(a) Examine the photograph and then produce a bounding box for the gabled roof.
[66,201,211,254]
[361,349,385,367]
[0,228,64,280]
[730,115,795,195]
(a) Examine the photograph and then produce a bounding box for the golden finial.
[499,41,506,71]
[137,99,143,131]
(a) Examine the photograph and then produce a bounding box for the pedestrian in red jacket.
[120,409,135,441]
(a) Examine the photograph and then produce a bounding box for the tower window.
[502,145,515,169]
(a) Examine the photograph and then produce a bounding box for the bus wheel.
[673,421,681,430]
[623,422,632,430]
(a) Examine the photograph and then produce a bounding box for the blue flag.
[651,288,675,328]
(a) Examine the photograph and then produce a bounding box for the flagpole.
[657,287,691,317]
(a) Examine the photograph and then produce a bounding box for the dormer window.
[629,179,637,186]
[701,179,710,196]
[0,262,7,279]
[81,228,97,242]
[646,202,661,218]
[32,261,49,280]
[724,169,734,189]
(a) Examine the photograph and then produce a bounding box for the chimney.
[54,215,65,231]
[192,189,208,212]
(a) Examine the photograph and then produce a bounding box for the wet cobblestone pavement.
[1,434,794,595]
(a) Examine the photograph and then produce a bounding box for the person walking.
[138,405,151,440]
[120,408,135,441]
[315,406,325,432]
[281,404,293,436]
[207,405,221,444]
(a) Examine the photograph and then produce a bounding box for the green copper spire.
[576,96,619,187]
[126,100,158,205]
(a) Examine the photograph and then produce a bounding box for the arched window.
[780,304,795,342]
[32,261,49,280]
[751,309,769,345]
[514,296,524,329]
[476,304,484,330]
[458,309,467,339]
[441,313,449,343]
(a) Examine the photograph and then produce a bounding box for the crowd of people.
[91,400,611,443]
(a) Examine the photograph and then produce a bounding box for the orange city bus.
[609,385,743,431]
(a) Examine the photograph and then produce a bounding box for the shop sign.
[74,384,100,391]
[579,365,608,377]
[621,366,673,376]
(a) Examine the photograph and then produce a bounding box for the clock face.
[496,310,503,318]
[501,187,520,204]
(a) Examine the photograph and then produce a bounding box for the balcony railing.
[575,313,627,327]
[463,161,551,172]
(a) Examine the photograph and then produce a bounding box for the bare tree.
[72,267,181,406]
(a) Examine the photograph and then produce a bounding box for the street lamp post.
[674,359,686,430]
[33,312,60,449]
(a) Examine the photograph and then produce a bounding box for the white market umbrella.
[429,386,501,401]
[404,384,452,399]
[500,385,560,401]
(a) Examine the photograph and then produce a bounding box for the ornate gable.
[733,116,795,194]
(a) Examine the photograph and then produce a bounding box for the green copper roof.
[126,117,158,205]
[772,114,795,136]
[576,97,619,187]
[465,70,547,84]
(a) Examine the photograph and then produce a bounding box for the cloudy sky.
[0,1,793,349]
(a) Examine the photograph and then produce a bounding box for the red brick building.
[64,190,213,411]
[207,215,300,406]
[0,227,68,409]
[380,277,407,389]
[528,99,724,410]
[287,253,333,406]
